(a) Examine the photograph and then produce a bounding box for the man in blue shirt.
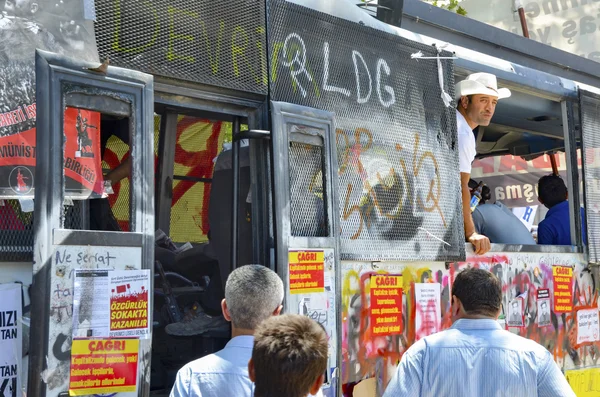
[537,175,586,245]
[383,268,574,397]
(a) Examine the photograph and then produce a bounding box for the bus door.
[28,50,155,397]
[578,90,600,267]
[270,101,341,395]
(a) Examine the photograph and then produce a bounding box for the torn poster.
[72,270,110,338]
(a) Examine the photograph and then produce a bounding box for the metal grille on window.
[94,0,268,95]
[268,0,462,261]
[580,94,600,264]
[288,141,327,237]
[63,200,85,230]
[0,200,34,261]
[0,200,83,262]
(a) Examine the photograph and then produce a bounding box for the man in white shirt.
[170,265,285,397]
[456,73,511,254]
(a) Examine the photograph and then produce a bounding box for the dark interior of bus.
[95,108,253,393]
[476,90,565,158]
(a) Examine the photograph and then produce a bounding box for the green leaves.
[429,0,467,16]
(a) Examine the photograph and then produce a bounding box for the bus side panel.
[341,250,594,395]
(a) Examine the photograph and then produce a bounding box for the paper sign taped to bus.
[289,250,325,294]
[0,283,22,397]
[69,338,139,396]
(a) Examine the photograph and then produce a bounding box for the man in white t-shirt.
[456,73,511,254]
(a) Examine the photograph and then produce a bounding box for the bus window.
[468,89,585,248]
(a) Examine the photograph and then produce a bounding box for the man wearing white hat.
[455,73,511,255]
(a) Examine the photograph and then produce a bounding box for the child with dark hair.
[248,314,327,397]
[537,174,586,245]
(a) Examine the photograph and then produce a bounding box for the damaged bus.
[0,0,598,396]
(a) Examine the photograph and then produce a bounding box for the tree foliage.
[430,0,467,16]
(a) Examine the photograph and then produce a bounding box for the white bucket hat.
[455,73,511,101]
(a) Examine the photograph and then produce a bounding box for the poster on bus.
[0,283,22,397]
[0,0,99,198]
[72,270,150,339]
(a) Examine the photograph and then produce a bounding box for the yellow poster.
[565,367,600,396]
[69,338,139,396]
[288,250,325,294]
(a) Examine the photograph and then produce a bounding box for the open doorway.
[99,109,255,393]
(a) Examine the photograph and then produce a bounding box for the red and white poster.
[63,108,104,196]
[0,107,103,198]
[370,275,403,337]
[109,270,151,338]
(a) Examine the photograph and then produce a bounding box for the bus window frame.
[152,82,272,271]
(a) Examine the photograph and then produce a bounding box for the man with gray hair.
[170,264,284,397]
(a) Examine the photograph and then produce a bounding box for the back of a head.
[452,268,502,317]
[538,174,567,208]
[224,265,284,330]
[252,314,328,397]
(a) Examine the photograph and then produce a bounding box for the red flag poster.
[0,107,103,198]
[63,108,104,196]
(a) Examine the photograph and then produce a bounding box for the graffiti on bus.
[340,251,597,396]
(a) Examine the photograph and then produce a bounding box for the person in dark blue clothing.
[537,175,586,245]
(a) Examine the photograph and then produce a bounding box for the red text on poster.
[553,266,574,313]
[109,270,150,337]
[289,250,325,294]
[370,275,403,336]
[69,338,138,396]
